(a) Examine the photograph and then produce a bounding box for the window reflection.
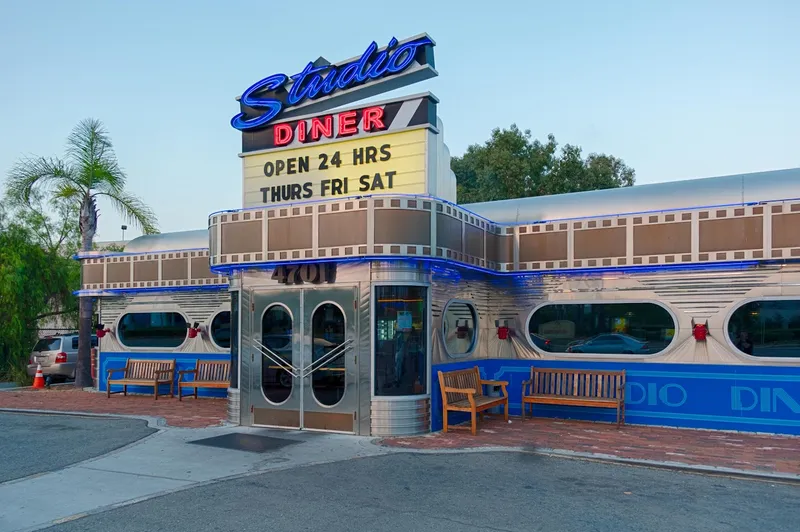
[528,303,675,355]
[443,301,477,358]
[374,286,427,396]
[261,305,293,404]
[728,300,800,358]
[210,311,231,349]
[118,312,188,348]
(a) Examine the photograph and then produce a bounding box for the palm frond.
[66,118,127,191]
[94,190,159,235]
[6,156,83,205]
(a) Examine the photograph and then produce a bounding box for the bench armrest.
[443,386,476,395]
[107,368,126,377]
[480,379,508,386]
[178,369,197,382]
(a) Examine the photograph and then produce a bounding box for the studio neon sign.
[231,35,434,131]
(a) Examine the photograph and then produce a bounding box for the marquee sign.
[231,34,437,132]
[242,127,428,207]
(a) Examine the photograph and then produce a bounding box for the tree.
[452,125,635,204]
[6,118,158,388]
[0,213,78,384]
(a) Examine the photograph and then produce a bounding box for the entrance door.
[250,286,358,433]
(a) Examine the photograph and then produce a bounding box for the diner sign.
[231,34,436,131]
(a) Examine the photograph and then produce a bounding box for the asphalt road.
[0,412,155,483]
[52,452,799,532]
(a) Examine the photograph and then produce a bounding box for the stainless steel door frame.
[248,285,359,433]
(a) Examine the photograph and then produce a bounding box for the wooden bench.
[178,360,231,401]
[521,367,626,427]
[438,366,509,436]
[107,359,175,400]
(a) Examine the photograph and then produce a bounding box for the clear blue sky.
[1,0,798,240]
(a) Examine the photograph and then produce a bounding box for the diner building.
[77,34,800,437]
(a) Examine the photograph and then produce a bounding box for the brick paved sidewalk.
[381,416,800,478]
[0,388,227,428]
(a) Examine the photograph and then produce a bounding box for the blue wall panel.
[99,352,230,398]
[431,360,800,436]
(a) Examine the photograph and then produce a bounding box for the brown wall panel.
[268,216,312,251]
[574,228,626,259]
[436,213,462,251]
[374,210,431,245]
[519,232,568,262]
[106,262,130,283]
[83,264,104,284]
[191,257,214,278]
[464,225,485,258]
[162,258,188,280]
[487,233,513,263]
[318,211,367,247]
[699,217,762,252]
[772,213,800,249]
[133,260,158,282]
[634,222,691,256]
[222,220,262,254]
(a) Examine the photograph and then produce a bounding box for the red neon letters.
[272,106,385,147]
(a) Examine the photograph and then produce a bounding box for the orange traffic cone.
[32,365,45,389]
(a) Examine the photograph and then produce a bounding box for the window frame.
[723,296,800,361]
[525,299,678,358]
[309,300,348,409]
[441,299,479,359]
[115,311,190,351]
[370,282,431,400]
[208,309,232,351]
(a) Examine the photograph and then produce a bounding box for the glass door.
[250,286,358,432]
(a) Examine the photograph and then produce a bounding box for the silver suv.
[27,334,98,382]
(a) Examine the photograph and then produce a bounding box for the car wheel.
[279,371,292,388]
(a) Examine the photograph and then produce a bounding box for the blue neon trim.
[74,284,230,297]
[210,254,764,278]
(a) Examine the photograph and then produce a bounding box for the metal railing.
[254,337,354,379]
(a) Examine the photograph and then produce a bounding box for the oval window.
[528,302,675,355]
[117,312,188,348]
[210,311,231,349]
[728,300,800,358]
[443,301,478,358]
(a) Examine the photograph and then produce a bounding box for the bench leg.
[194,386,198,400]
[178,386,183,401]
[504,400,509,423]
[442,410,448,433]
[107,382,110,398]
[123,385,127,397]
[471,410,477,436]
[171,380,175,399]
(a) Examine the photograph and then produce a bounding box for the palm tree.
[7,118,158,388]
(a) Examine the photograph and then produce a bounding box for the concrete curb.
[0,407,168,429]
[380,443,800,484]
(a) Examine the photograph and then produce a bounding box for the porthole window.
[443,300,478,358]
[528,302,675,355]
[728,299,800,358]
[117,312,188,348]
[210,311,231,349]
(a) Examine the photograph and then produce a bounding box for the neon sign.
[231,36,434,131]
